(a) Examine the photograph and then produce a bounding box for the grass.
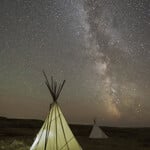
[0,117,150,150]
[0,128,150,150]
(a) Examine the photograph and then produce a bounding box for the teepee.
[89,119,108,139]
[30,71,82,150]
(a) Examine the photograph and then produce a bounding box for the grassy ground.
[0,128,150,150]
[0,118,150,150]
[78,136,150,150]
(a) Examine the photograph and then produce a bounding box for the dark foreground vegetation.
[0,117,150,150]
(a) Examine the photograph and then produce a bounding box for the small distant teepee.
[89,119,108,139]
[30,71,82,150]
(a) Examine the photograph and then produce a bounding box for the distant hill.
[0,116,7,120]
[0,117,150,138]
[0,117,92,136]
[0,117,43,128]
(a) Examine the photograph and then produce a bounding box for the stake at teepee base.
[89,119,108,139]
[30,71,82,150]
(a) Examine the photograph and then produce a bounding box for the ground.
[0,118,150,150]
[0,128,150,150]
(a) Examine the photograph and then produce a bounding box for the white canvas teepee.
[30,71,82,150]
[89,120,108,139]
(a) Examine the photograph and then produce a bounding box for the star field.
[0,0,150,126]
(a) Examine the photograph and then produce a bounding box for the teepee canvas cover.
[89,120,108,139]
[30,71,82,150]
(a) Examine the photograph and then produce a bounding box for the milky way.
[0,0,149,126]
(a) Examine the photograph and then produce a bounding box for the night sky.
[0,0,150,126]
